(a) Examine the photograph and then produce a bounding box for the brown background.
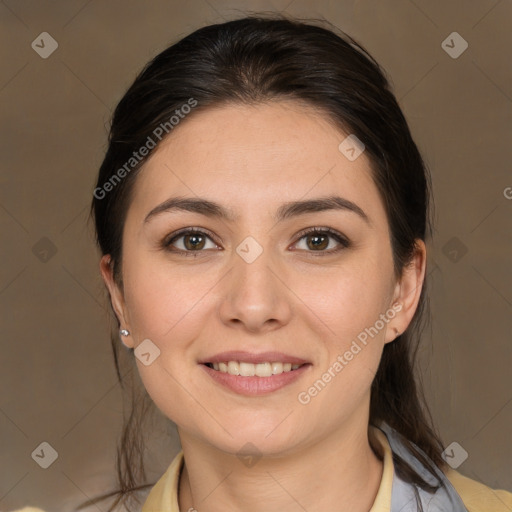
[1,1,511,511]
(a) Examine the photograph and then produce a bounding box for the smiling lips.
[206,361,302,377]
[199,350,309,377]
[199,351,311,395]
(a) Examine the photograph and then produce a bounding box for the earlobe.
[99,255,133,347]
[384,240,427,344]
[383,300,403,344]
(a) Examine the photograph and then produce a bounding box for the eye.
[292,227,350,254]
[162,226,351,257]
[162,228,219,256]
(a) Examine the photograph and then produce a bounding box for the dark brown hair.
[82,13,445,511]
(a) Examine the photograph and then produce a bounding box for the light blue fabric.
[377,423,469,512]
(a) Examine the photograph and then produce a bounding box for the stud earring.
[120,329,130,337]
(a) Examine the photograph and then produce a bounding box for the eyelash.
[162,227,351,257]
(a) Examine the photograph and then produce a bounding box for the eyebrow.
[144,195,370,225]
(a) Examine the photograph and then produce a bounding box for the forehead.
[126,101,387,227]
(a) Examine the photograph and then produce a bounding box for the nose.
[218,243,293,334]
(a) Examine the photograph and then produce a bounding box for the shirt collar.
[142,426,394,511]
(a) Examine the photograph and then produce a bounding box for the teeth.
[256,362,273,377]
[239,362,256,376]
[209,361,302,377]
[228,361,240,375]
[271,362,283,374]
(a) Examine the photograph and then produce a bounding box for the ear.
[99,255,134,348]
[384,239,427,344]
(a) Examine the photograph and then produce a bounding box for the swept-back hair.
[83,14,444,511]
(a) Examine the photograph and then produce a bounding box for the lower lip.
[200,363,312,396]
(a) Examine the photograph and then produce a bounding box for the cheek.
[293,260,393,345]
[290,256,392,398]
[294,270,389,422]
[122,254,218,342]
[120,257,215,428]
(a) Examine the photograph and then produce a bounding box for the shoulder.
[142,450,184,511]
[444,467,512,511]
[8,508,47,512]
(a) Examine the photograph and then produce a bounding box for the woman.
[14,15,512,512]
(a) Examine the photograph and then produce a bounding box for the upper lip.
[199,351,310,365]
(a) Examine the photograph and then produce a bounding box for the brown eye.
[163,228,219,255]
[305,233,329,251]
[293,227,350,254]
[182,233,206,250]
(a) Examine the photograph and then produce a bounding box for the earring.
[120,329,130,337]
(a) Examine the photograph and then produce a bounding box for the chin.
[205,419,303,457]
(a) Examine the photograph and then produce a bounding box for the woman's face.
[102,101,424,456]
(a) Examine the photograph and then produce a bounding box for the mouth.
[199,359,312,396]
[202,361,307,377]
[198,351,311,395]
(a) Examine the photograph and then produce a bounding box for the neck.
[177,419,383,512]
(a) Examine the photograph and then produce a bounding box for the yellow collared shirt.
[12,428,512,511]
[141,428,512,512]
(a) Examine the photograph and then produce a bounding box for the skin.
[100,101,426,512]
